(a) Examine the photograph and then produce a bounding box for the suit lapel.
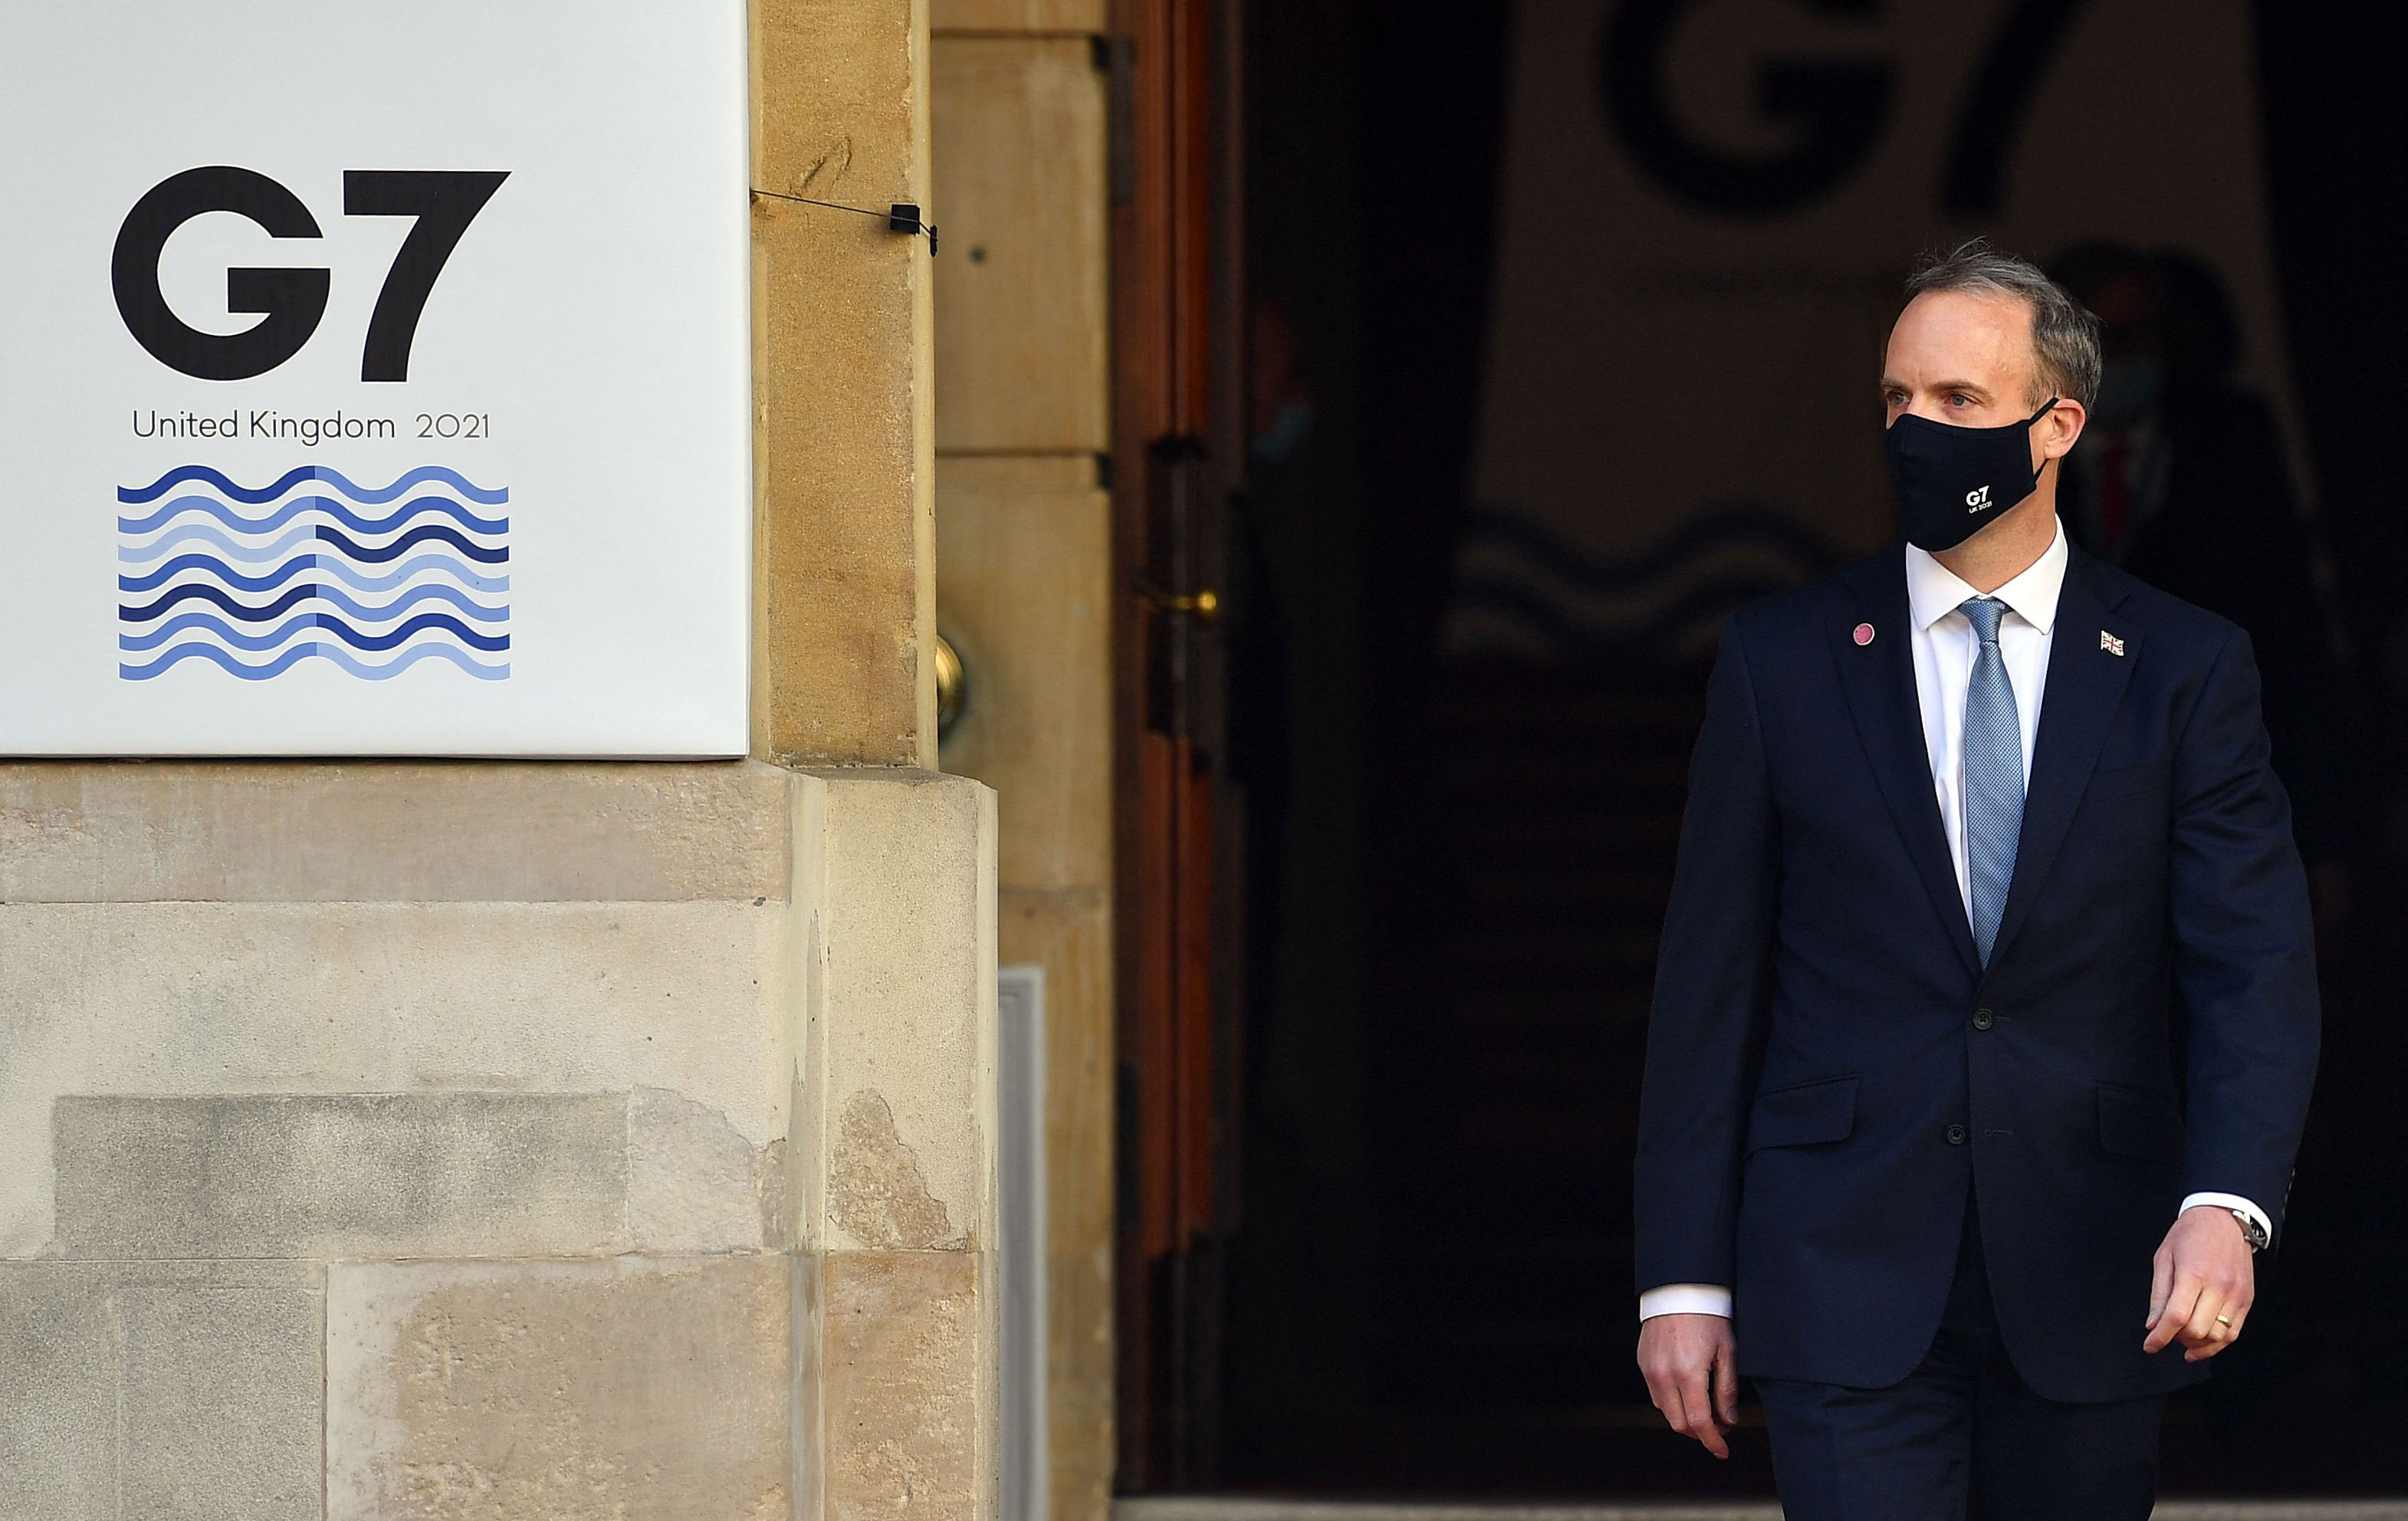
[1986,548,2140,970]
[1828,548,1982,980]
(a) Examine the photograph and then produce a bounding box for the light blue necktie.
[1960,596,2023,966]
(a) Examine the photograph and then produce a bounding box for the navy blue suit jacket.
[1633,539,2321,1403]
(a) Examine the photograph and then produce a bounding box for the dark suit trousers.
[1753,1195,2166,1521]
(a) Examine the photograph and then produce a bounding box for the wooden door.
[1105,0,1248,1490]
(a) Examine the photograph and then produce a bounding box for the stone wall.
[0,762,997,1520]
[925,4,1118,1514]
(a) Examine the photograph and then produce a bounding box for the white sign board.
[0,2,752,756]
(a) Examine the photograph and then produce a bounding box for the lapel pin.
[2100,629,2125,656]
[1853,622,1875,646]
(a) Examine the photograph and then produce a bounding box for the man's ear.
[2040,397,2088,461]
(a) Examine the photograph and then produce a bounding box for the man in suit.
[1631,242,2321,1519]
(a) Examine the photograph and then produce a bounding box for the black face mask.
[1884,397,2058,551]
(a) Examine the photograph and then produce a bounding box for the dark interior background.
[1222,0,2408,1499]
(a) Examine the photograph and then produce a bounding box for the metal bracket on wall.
[749,188,938,254]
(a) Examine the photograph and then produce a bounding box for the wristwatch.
[2229,1209,2269,1252]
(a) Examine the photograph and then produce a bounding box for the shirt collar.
[1904,514,2068,636]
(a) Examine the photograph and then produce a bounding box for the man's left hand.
[2144,1206,2256,1361]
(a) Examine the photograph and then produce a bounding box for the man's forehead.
[1886,289,2035,376]
[1894,287,2034,340]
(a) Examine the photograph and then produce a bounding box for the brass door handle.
[934,632,967,739]
[1136,580,1221,621]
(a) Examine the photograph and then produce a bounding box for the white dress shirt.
[1640,517,2268,1322]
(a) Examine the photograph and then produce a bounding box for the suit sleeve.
[1633,615,1779,1296]
[2169,627,2321,1243]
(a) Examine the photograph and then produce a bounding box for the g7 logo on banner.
[112,166,509,384]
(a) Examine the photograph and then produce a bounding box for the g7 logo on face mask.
[112,166,509,383]
[1965,485,1992,511]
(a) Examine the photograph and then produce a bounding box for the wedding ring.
[2215,1315,2233,1327]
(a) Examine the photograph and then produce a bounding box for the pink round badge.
[1853,622,1876,646]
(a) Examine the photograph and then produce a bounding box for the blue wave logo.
[117,465,511,681]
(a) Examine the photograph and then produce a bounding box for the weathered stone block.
[0,1267,117,1519]
[0,1260,323,1521]
[54,1092,627,1260]
[753,193,935,767]
[824,1249,990,1521]
[752,0,938,766]
[0,898,797,1260]
[629,1084,788,1253]
[327,1255,793,1520]
[115,1263,325,1520]
[0,760,797,904]
[930,40,1110,453]
[810,771,998,1255]
[934,464,1114,891]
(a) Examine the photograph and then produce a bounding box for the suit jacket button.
[1973,1007,1995,1030]
[1946,1123,1968,1145]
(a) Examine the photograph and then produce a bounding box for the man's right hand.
[1637,1312,1739,1458]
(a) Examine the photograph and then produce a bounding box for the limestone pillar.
[927,5,1118,1518]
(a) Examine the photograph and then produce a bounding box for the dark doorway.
[1206,0,2408,1502]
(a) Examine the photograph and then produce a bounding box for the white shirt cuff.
[1639,1283,1733,1321]
[2181,1191,2273,1247]
[1641,1200,2268,1325]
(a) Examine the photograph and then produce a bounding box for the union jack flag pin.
[2100,629,2125,656]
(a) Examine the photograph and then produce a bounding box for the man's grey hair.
[1904,238,2102,411]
